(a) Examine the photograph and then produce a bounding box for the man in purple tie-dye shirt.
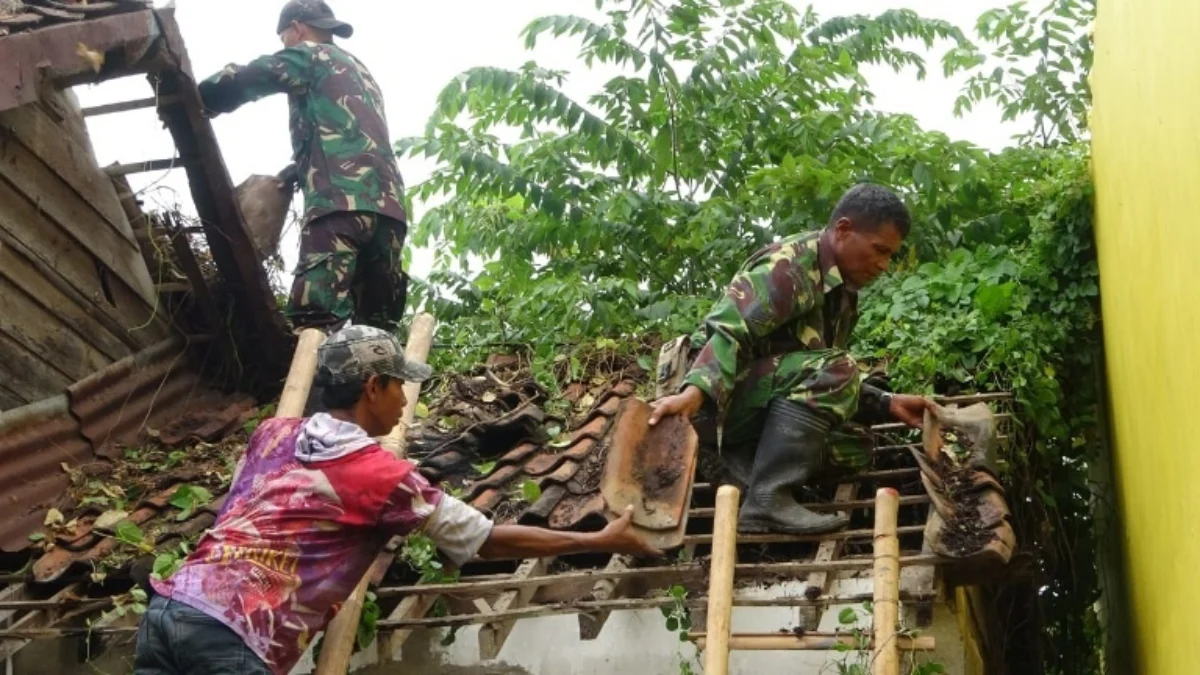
[133,326,659,674]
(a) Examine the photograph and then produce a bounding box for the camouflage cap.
[277,0,353,38]
[316,325,432,386]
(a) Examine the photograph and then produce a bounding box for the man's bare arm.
[477,506,662,560]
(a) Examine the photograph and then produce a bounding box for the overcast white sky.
[75,0,1020,279]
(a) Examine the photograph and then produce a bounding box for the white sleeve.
[422,495,494,567]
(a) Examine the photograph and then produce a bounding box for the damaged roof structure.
[0,1,293,555]
[0,3,1027,673]
[0,7,303,668]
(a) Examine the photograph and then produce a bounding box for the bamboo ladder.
[689,486,933,675]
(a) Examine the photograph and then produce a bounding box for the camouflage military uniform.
[199,40,408,330]
[682,230,887,471]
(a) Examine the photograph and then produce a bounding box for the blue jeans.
[134,595,270,675]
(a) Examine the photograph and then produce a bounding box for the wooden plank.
[577,554,633,640]
[689,495,930,518]
[0,331,72,404]
[82,95,178,117]
[0,177,169,348]
[105,157,179,176]
[377,554,945,599]
[382,592,440,661]
[377,593,937,631]
[0,102,137,245]
[0,384,24,411]
[800,482,859,629]
[690,632,935,652]
[0,275,113,383]
[0,237,134,362]
[0,582,83,661]
[0,122,156,304]
[479,557,552,659]
[680,525,925,547]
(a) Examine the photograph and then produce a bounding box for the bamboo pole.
[380,312,436,457]
[691,632,934,652]
[316,315,436,675]
[277,328,325,417]
[704,485,740,675]
[872,488,901,675]
[230,328,325,487]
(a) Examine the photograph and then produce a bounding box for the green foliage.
[152,540,193,581]
[400,0,1002,351]
[169,485,214,522]
[660,584,692,641]
[357,591,381,652]
[400,533,462,646]
[243,403,277,435]
[518,479,543,503]
[946,0,1095,145]
[114,520,143,546]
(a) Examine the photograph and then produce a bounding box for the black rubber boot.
[737,398,849,534]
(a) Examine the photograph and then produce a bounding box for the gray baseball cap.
[277,0,353,39]
[316,325,432,386]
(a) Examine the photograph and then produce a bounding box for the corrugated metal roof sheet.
[1,336,225,553]
[68,335,203,455]
[0,394,90,552]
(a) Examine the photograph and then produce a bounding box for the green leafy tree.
[399,0,988,352]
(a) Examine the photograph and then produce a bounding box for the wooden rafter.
[577,553,634,640]
[799,481,860,629]
[478,556,552,659]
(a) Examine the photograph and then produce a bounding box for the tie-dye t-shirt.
[152,415,491,674]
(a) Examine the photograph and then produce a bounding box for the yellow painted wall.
[1091,1,1200,672]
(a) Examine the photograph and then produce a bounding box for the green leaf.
[168,485,214,522]
[912,162,933,191]
[27,532,45,542]
[152,553,184,580]
[666,616,679,631]
[838,607,858,625]
[472,461,497,475]
[114,521,143,546]
[975,281,1016,319]
[521,480,543,503]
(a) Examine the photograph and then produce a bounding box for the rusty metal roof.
[68,336,203,456]
[0,337,240,554]
[0,394,90,552]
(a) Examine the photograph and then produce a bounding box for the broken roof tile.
[496,441,539,467]
[538,459,581,486]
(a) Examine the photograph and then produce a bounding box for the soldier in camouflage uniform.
[649,184,932,535]
[198,0,408,332]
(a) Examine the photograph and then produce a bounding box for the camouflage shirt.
[683,230,862,412]
[199,41,406,225]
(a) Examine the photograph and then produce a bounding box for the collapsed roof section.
[0,1,290,553]
[0,0,292,374]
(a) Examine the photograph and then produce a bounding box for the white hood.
[294,412,377,462]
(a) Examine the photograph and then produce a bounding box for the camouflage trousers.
[288,210,408,331]
[694,349,875,475]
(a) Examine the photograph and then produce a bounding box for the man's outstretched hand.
[599,506,664,557]
[889,393,933,429]
[648,386,705,426]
